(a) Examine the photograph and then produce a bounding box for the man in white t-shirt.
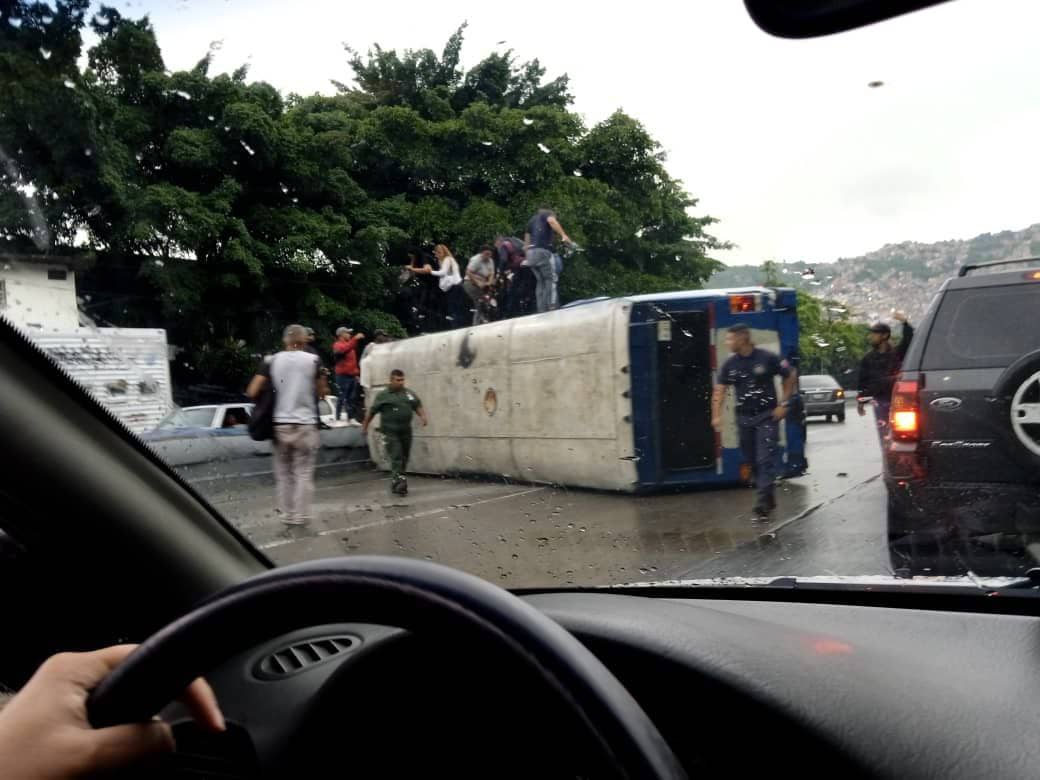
[247,324,328,525]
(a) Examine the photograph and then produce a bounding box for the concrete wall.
[0,262,79,331]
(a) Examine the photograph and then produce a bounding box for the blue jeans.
[524,248,556,313]
[738,414,779,509]
[335,374,358,420]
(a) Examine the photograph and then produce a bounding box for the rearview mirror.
[744,0,952,38]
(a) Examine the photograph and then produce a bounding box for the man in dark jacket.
[712,324,797,522]
[857,312,913,444]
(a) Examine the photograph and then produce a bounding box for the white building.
[0,252,85,332]
[0,252,173,432]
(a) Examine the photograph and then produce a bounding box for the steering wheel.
[87,556,685,779]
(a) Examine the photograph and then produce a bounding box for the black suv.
[885,259,1040,552]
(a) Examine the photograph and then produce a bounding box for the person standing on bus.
[523,206,572,313]
[362,369,427,496]
[494,235,529,318]
[711,324,797,522]
[416,244,467,328]
[463,246,497,325]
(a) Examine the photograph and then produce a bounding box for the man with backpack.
[332,326,365,424]
[246,324,329,525]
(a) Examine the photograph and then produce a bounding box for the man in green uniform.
[361,369,428,495]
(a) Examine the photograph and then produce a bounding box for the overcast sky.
[130,0,1040,266]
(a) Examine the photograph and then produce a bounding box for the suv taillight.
[890,379,920,442]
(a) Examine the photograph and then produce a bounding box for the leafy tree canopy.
[0,6,726,386]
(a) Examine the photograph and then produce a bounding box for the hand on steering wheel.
[87,557,685,779]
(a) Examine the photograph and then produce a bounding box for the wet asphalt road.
[193,402,951,587]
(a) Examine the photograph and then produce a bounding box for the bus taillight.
[729,294,759,314]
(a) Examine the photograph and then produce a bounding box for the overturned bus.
[361,287,803,492]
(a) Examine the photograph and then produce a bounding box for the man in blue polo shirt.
[711,323,797,522]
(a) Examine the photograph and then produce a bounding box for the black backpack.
[247,380,275,441]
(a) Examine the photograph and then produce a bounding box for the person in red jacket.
[332,326,365,423]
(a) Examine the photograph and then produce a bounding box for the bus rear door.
[657,310,714,471]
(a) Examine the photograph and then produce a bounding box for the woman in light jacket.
[416,244,466,329]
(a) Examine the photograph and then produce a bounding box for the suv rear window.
[922,285,1040,370]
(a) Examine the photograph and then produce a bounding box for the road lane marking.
[764,472,881,539]
[257,485,548,550]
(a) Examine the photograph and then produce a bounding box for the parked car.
[799,374,846,422]
[145,396,346,441]
[885,259,1040,550]
[147,403,255,437]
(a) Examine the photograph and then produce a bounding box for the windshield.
[5,0,1040,590]
[157,407,217,430]
[799,375,838,388]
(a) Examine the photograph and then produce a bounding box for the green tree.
[797,291,868,384]
[0,0,100,249]
[761,260,781,286]
[1,6,726,390]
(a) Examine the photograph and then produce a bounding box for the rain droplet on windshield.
[172,90,191,100]
[537,143,551,154]
[522,117,534,126]
[83,148,92,157]
[239,140,256,156]
[39,48,52,60]
[63,80,75,89]
[280,184,289,194]
[573,169,583,177]
[207,114,216,122]
[481,140,493,146]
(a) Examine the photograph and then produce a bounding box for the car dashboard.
[161,591,1040,778]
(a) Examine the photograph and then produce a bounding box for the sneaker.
[346,419,362,427]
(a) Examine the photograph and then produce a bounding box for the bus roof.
[563,286,794,309]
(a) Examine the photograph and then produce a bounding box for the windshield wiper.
[988,568,1040,591]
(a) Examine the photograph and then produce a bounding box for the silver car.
[799,374,847,422]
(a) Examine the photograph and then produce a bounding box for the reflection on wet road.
[198,403,1037,585]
